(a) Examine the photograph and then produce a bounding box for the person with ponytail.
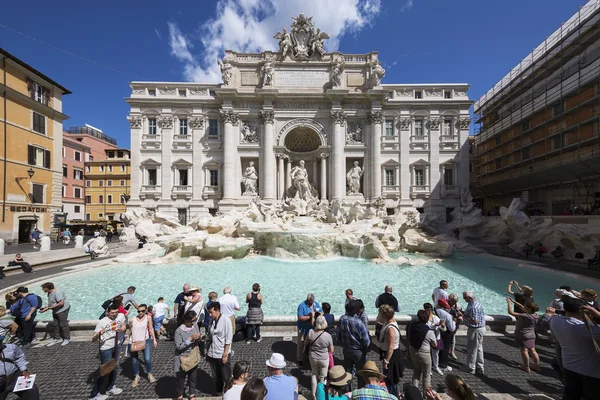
[223,361,250,400]
[240,377,268,400]
[426,374,475,400]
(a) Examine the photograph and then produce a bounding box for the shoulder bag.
[179,326,201,371]
[130,318,148,352]
[304,331,325,356]
[99,331,119,377]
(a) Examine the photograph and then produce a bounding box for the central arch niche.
[284,127,321,153]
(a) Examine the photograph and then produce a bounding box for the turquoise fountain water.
[28,253,598,321]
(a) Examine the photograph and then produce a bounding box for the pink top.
[131,315,149,342]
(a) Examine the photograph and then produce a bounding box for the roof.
[0,47,72,95]
[63,136,91,151]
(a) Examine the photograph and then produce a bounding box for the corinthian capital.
[367,111,384,124]
[220,110,239,125]
[127,115,142,128]
[157,115,174,129]
[188,116,205,130]
[319,153,330,160]
[330,111,346,125]
[260,109,275,124]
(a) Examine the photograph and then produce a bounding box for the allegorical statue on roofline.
[274,14,331,60]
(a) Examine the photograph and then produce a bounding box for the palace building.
[126,15,472,222]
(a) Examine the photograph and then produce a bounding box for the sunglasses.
[138,309,147,313]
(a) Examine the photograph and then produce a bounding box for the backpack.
[101,292,127,310]
[26,294,43,310]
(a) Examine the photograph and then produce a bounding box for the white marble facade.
[126,15,473,219]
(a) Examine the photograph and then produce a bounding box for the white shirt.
[432,287,448,305]
[223,383,245,400]
[153,302,168,318]
[218,294,240,317]
[550,315,600,378]
[427,315,442,340]
[95,314,126,351]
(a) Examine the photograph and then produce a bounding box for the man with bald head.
[463,291,486,375]
[375,285,399,312]
[174,283,191,326]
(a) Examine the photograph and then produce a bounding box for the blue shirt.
[204,300,214,327]
[264,374,298,400]
[9,294,38,318]
[316,382,348,400]
[297,300,321,334]
[336,314,371,351]
[464,300,485,328]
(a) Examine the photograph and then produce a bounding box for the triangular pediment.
[203,158,221,168]
[172,158,193,167]
[411,159,430,166]
[140,158,161,166]
[382,158,400,166]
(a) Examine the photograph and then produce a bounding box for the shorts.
[153,315,165,332]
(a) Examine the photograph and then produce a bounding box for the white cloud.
[154,28,162,39]
[167,0,382,83]
[402,0,414,11]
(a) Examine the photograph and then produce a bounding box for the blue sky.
[0,0,590,149]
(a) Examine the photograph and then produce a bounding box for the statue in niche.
[260,59,274,86]
[290,160,315,201]
[346,161,364,195]
[218,58,233,86]
[241,123,258,143]
[346,123,363,143]
[369,60,386,86]
[242,161,258,195]
[273,28,293,59]
[330,57,344,87]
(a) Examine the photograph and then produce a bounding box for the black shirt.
[174,292,188,315]
[376,293,399,312]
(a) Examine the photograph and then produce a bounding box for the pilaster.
[331,110,346,200]
[260,109,275,200]
[221,109,239,200]
[369,110,383,199]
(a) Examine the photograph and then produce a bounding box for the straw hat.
[357,360,385,380]
[189,285,201,293]
[266,353,286,369]
[327,366,352,387]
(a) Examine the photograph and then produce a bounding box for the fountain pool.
[24,253,599,321]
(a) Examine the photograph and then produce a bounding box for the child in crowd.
[152,297,171,338]
[322,302,336,340]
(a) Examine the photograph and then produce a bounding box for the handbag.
[328,352,334,369]
[131,340,146,352]
[180,346,200,371]
[98,332,119,377]
[304,331,325,356]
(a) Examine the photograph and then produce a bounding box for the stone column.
[320,153,329,201]
[369,111,383,199]
[429,116,441,201]
[285,157,292,191]
[331,111,346,200]
[260,110,275,200]
[277,154,285,199]
[399,117,412,207]
[221,110,238,200]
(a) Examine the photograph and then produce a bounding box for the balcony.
[139,185,161,200]
[172,134,192,150]
[171,185,192,200]
[202,185,222,200]
[409,135,429,150]
[410,185,430,199]
[381,135,399,150]
[382,185,400,194]
[141,134,161,150]
[441,184,459,197]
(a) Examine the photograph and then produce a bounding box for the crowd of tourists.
[1,278,599,400]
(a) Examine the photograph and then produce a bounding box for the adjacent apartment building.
[85,149,130,223]
[0,48,71,243]
[473,0,600,215]
[62,137,90,221]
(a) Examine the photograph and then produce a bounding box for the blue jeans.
[130,338,152,375]
[153,315,165,332]
[342,347,367,390]
[90,345,121,398]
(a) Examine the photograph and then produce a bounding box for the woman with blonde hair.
[304,315,334,399]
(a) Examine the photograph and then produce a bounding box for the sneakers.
[46,338,62,347]
[132,376,140,388]
[246,340,251,344]
[148,373,156,383]
[89,395,109,400]
[107,386,123,395]
[256,337,262,343]
[443,366,453,372]
[450,352,458,360]
[61,339,70,346]
[432,367,444,376]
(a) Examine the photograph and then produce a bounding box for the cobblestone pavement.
[15,334,562,400]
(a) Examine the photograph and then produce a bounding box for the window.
[209,119,218,137]
[99,181,104,187]
[521,119,531,132]
[443,119,453,136]
[98,213,104,219]
[179,118,188,135]
[62,185,66,197]
[31,81,49,105]
[384,120,394,136]
[107,195,112,204]
[108,165,113,172]
[73,170,83,180]
[74,188,81,198]
[148,89,156,96]
[414,119,423,137]
[178,208,188,225]
[107,214,114,221]
[118,151,124,158]
[469,163,473,173]
[444,91,452,99]
[495,158,502,169]
[148,169,157,186]
[120,180,125,186]
[27,145,50,168]
[74,151,81,161]
[98,195,104,204]
[85,196,91,204]
[74,206,81,213]
[62,166,67,177]
[85,213,91,220]
[107,180,112,187]
[551,134,563,150]
[385,169,395,186]
[443,168,454,185]
[179,169,188,186]
[415,169,425,186]
[86,165,91,172]
[86,180,91,187]
[120,165,125,172]
[31,184,44,204]
[495,135,501,145]
[32,112,45,134]
[107,151,115,158]
[100,165,105,172]
[179,89,187,97]
[209,170,218,186]
[148,118,157,135]
[522,145,532,160]
[415,91,423,99]
[552,102,564,117]
[89,156,93,161]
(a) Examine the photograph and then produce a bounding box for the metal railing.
[68,127,117,145]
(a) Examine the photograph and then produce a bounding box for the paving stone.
[10,334,562,400]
